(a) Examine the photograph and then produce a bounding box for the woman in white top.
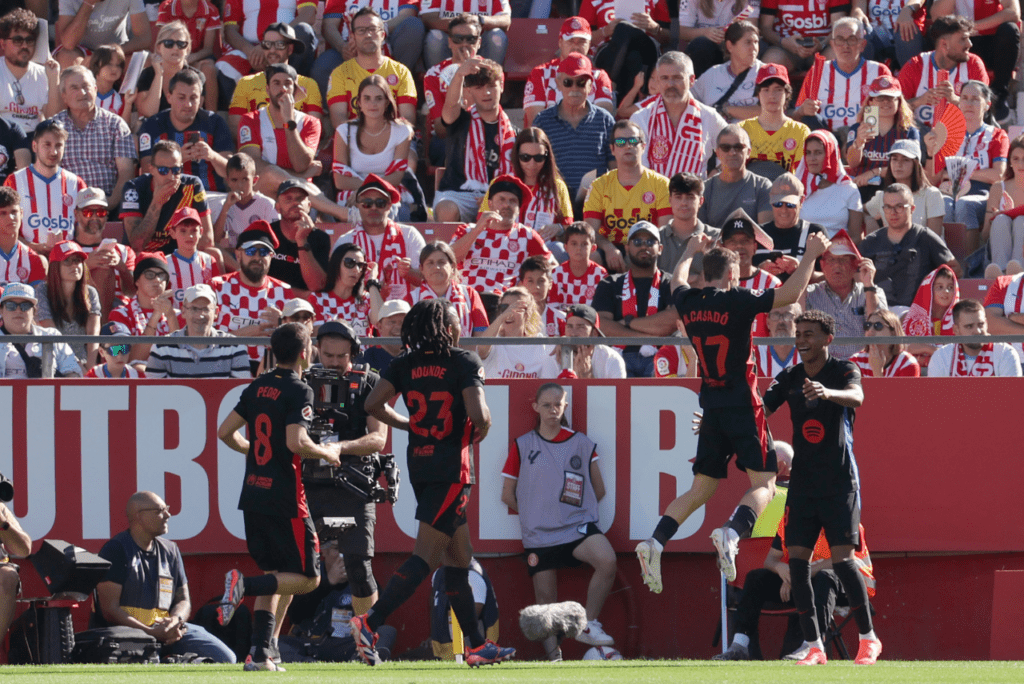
[982,136,1024,276]
[794,130,864,239]
[333,74,414,221]
[680,2,759,78]
[863,139,945,236]
[690,20,762,123]
[478,286,560,380]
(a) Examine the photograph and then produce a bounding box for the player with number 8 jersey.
[353,298,515,667]
[634,218,831,595]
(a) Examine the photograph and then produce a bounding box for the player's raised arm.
[671,233,714,293]
[773,233,831,308]
[365,377,411,432]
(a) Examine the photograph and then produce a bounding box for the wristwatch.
[365,279,382,290]
[623,315,635,329]
[285,120,298,131]
[297,243,311,252]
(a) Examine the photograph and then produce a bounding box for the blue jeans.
[164,624,237,663]
[863,25,923,70]
[622,350,655,378]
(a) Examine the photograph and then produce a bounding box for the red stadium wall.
[1,378,1021,661]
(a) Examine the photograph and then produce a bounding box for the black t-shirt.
[268,220,331,291]
[857,224,956,307]
[591,270,674,353]
[0,117,28,185]
[673,285,775,408]
[93,531,187,628]
[137,65,204,114]
[382,347,485,485]
[763,356,862,497]
[234,367,314,517]
[439,109,515,193]
[328,366,378,443]
[120,173,209,253]
[754,219,826,267]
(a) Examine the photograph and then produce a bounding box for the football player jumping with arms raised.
[636,213,830,591]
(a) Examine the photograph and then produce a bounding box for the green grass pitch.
[2,661,1024,683]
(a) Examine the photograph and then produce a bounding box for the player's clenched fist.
[803,233,831,259]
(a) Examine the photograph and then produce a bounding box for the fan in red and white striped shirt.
[550,260,607,308]
[309,291,373,338]
[848,349,920,377]
[164,207,219,304]
[4,165,86,247]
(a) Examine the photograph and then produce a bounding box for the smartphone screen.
[184,131,200,145]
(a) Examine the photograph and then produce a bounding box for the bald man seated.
[93,491,236,663]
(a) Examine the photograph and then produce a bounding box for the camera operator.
[0,482,32,661]
[304,320,389,617]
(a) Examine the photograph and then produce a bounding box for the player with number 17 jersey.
[382,346,485,485]
[233,367,314,518]
[673,286,775,408]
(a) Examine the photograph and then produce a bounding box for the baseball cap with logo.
[889,139,921,161]
[183,283,216,304]
[825,229,862,262]
[170,206,202,227]
[627,220,661,243]
[560,16,591,41]
[557,53,594,79]
[356,174,401,204]
[721,210,775,250]
[0,282,36,304]
[756,63,789,86]
[868,76,901,98]
[75,187,108,210]
[101,321,132,337]
[49,240,87,263]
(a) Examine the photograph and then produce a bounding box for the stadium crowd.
[3,0,1024,378]
[3,0,1023,666]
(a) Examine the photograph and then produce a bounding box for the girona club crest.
[648,136,671,164]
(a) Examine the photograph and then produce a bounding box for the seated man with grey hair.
[629,51,726,181]
[53,65,137,209]
[755,173,826,281]
[793,17,894,135]
[697,125,773,228]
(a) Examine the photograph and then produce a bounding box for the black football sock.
[727,505,759,540]
[651,516,680,546]
[789,558,820,644]
[243,574,279,597]
[445,566,486,648]
[251,609,275,661]
[367,555,430,631]
[833,558,874,635]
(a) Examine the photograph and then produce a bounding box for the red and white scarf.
[463,105,516,192]
[618,269,661,348]
[953,343,997,376]
[351,221,409,300]
[903,265,959,337]
[408,279,474,337]
[793,130,855,195]
[644,96,705,178]
[523,185,562,230]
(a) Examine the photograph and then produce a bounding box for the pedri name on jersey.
[257,386,281,400]
[681,309,729,326]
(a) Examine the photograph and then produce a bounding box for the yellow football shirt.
[583,168,671,246]
[326,58,417,119]
[741,117,812,174]
[228,73,324,117]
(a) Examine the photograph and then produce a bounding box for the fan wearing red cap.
[165,206,219,305]
[793,18,893,132]
[846,76,919,196]
[805,229,886,359]
[450,174,555,295]
[35,240,99,369]
[523,17,615,126]
[120,140,212,255]
[108,251,182,363]
[741,63,811,177]
[332,174,426,301]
